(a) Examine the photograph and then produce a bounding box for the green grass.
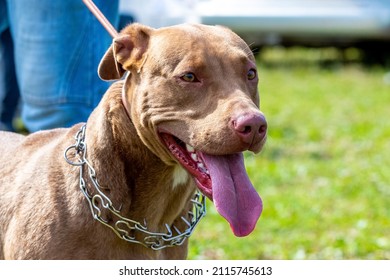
[188,47,390,260]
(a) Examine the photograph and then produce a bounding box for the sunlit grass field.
[188,47,390,260]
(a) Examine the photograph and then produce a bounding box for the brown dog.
[0,23,267,259]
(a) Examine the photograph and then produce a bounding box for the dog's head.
[98,23,267,237]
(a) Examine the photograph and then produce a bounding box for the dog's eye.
[181,72,199,83]
[247,69,257,80]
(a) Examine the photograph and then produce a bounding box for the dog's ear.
[98,24,153,81]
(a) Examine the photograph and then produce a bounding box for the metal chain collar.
[64,124,206,250]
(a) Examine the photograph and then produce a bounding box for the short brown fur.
[0,23,266,259]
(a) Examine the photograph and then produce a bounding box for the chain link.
[64,124,206,250]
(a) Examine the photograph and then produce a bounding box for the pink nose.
[232,113,267,147]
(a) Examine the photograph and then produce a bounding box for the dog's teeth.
[186,144,195,152]
[191,153,198,162]
[197,163,208,173]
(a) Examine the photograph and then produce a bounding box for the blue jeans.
[0,0,119,132]
[0,27,19,131]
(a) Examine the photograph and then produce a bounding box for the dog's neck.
[84,81,196,236]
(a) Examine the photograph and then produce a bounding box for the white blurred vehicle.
[197,0,390,47]
[119,0,390,62]
[119,0,197,28]
[120,0,390,45]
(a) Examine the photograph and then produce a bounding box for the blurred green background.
[188,47,390,260]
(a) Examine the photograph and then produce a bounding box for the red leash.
[82,1,132,121]
[82,0,119,38]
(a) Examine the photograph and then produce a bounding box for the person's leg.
[0,28,20,131]
[7,0,119,132]
[0,0,20,131]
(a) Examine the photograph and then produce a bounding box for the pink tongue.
[201,153,262,237]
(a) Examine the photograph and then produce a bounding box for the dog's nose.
[232,113,267,147]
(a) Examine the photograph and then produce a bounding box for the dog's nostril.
[243,126,252,134]
[259,124,267,134]
[232,113,267,145]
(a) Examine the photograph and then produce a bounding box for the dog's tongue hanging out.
[200,153,262,237]
[160,134,262,237]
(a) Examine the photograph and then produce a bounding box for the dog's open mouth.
[159,133,213,199]
[160,133,263,237]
